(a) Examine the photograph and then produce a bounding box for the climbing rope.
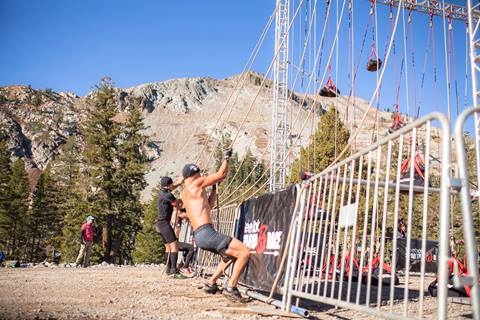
[193,4,278,166]
[326,0,404,169]
[223,0,350,205]
[464,22,469,111]
[226,0,306,149]
[408,10,418,121]
[401,1,411,126]
[221,1,337,203]
[441,0,452,122]
[219,0,322,198]
[447,11,460,116]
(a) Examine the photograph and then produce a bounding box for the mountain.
[0,72,393,200]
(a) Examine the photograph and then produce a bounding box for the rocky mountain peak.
[0,86,85,172]
[124,76,219,114]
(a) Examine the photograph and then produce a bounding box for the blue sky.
[0,0,275,95]
[0,0,472,121]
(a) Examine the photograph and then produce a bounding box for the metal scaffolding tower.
[270,0,290,192]
[375,0,479,21]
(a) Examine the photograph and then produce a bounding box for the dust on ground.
[1,265,303,320]
[0,266,474,320]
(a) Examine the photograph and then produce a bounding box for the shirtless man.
[181,148,250,301]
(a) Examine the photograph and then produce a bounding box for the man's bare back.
[182,179,212,230]
[181,161,228,230]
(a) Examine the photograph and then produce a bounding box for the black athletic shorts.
[154,220,177,244]
[193,224,232,255]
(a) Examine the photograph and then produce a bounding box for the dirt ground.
[0,265,475,320]
[0,265,304,320]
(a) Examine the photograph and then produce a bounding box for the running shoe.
[222,287,244,302]
[203,283,220,294]
[179,267,193,277]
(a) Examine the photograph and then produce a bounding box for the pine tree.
[28,168,62,261]
[233,149,268,197]
[132,193,164,264]
[61,202,90,263]
[6,159,30,259]
[83,77,121,263]
[237,149,255,186]
[0,138,12,252]
[114,100,149,263]
[226,152,240,186]
[254,159,268,189]
[52,137,91,263]
[289,107,350,182]
[83,79,150,264]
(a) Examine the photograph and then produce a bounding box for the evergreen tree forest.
[0,78,151,264]
[0,78,271,265]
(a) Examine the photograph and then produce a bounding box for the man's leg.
[224,238,250,288]
[208,259,228,285]
[156,221,176,272]
[75,243,86,266]
[158,222,180,274]
[165,243,171,271]
[178,242,194,268]
[169,241,179,274]
[183,247,194,268]
[83,241,93,267]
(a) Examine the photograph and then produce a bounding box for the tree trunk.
[30,233,36,262]
[102,214,114,263]
[10,220,17,258]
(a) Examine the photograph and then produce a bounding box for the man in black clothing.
[154,176,186,277]
[173,201,195,273]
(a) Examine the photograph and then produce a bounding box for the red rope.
[408,11,417,121]
[369,2,378,60]
[391,6,397,104]
[431,9,439,115]
[448,13,459,116]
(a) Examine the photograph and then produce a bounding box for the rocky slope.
[0,72,393,200]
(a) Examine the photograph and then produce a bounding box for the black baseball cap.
[160,176,173,187]
[182,164,200,179]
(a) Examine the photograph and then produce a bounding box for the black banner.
[396,238,439,273]
[238,185,297,293]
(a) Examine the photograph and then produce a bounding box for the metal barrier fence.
[454,107,480,320]
[283,113,452,319]
[195,204,239,276]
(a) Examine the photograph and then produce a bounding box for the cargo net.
[194,204,238,277]
[285,114,458,319]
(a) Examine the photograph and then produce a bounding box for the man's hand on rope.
[175,176,184,185]
[224,147,233,160]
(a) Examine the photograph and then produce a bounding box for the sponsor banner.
[396,238,439,273]
[239,185,297,292]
